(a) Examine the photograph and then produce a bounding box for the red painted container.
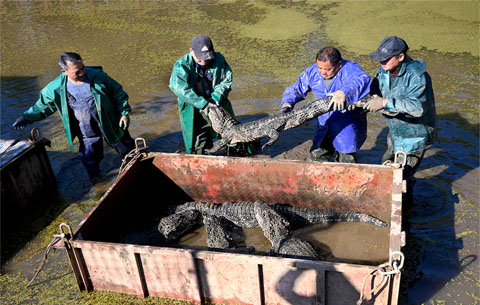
[59,151,405,305]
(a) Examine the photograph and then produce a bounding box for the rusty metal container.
[59,149,405,305]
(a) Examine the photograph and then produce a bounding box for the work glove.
[119,115,130,130]
[329,90,346,111]
[12,116,30,130]
[280,103,293,113]
[363,96,387,112]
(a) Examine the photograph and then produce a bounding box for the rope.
[116,138,148,181]
[25,233,64,288]
[356,263,390,305]
[356,251,404,304]
[116,149,143,181]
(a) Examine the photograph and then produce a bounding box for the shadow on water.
[366,112,479,305]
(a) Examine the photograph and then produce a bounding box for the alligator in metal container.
[54,146,406,305]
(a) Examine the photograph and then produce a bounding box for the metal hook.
[59,223,73,240]
[394,151,407,167]
[30,128,41,143]
[134,138,148,152]
[389,250,405,270]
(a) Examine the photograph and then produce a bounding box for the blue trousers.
[78,129,135,179]
[69,98,134,179]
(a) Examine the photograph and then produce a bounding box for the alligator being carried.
[201,95,373,154]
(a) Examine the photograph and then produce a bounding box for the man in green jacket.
[12,52,135,181]
[169,35,253,155]
[364,36,437,202]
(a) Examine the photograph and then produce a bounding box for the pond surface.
[1,1,478,305]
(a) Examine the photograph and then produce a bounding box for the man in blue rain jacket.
[365,36,437,190]
[280,47,371,163]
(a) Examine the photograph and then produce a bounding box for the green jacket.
[169,52,234,154]
[371,56,437,154]
[22,66,131,152]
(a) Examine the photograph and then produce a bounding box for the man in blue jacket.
[280,47,371,163]
[364,36,437,192]
[12,52,135,181]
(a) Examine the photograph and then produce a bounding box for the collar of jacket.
[59,65,103,84]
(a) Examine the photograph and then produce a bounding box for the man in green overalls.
[169,35,255,156]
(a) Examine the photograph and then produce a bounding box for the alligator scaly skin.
[253,201,290,246]
[202,97,333,153]
[174,201,389,228]
[202,214,237,249]
[158,209,201,242]
[275,237,319,259]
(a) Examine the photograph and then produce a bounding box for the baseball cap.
[369,36,409,62]
[191,35,215,61]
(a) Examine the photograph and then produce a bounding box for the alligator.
[201,96,333,153]
[174,200,389,228]
[202,95,374,154]
[161,200,388,260]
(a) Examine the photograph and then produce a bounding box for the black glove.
[12,116,30,130]
[209,98,220,107]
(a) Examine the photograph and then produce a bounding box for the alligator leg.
[276,237,319,259]
[261,129,281,150]
[203,214,237,249]
[205,138,229,154]
[253,201,290,247]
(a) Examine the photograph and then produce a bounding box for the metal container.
[58,148,405,305]
[1,129,57,266]
[1,128,56,214]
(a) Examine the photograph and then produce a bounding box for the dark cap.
[369,36,409,62]
[191,35,215,61]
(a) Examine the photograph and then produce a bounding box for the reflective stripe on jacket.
[169,52,235,154]
[22,66,131,152]
[281,59,371,153]
[372,56,437,153]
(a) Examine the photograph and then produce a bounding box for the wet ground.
[1,1,479,304]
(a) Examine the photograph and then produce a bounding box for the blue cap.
[369,36,409,62]
[191,35,215,61]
